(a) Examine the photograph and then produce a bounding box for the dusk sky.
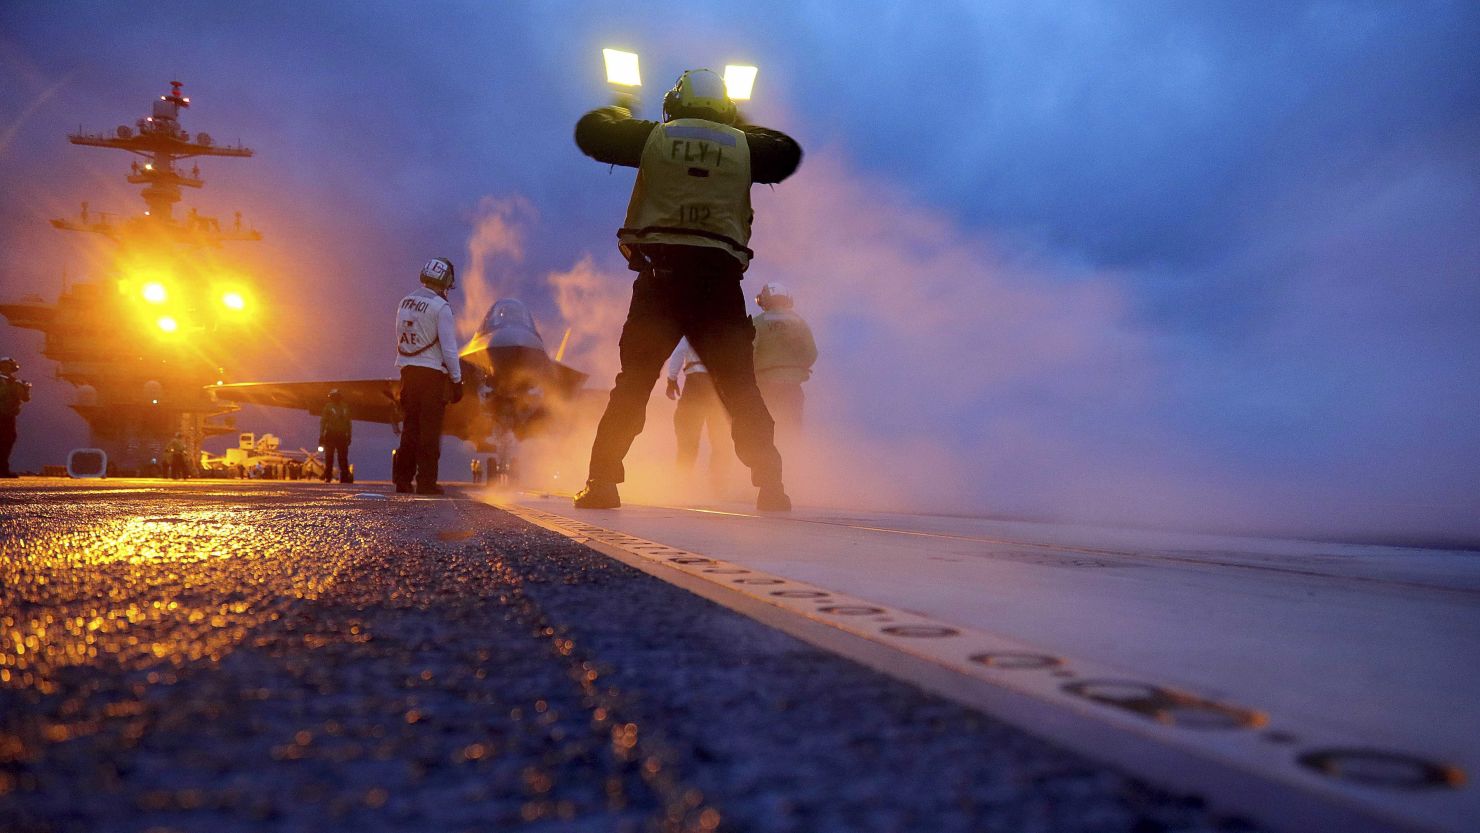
[1,1,1477,542]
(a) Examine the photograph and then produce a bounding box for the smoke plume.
[458,196,532,336]
[464,141,1478,544]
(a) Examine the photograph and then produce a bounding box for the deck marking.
[496,498,1470,833]
[634,499,1480,598]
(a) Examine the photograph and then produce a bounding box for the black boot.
[415,483,444,496]
[573,480,620,509]
[756,487,791,512]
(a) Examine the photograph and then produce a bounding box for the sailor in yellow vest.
[319,389,353,484]
[393,257,464,495]
[164,432,189,480]
[573,69,802,512]
[0,357,31,478]
[751,282,818,437]
[666,336,733,487]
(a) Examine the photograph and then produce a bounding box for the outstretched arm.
[741,124,803,184]
[574,106,658,167]
[577,104,802,183]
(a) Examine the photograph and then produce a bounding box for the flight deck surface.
[495,491,1478,833]
[1,479,1471,832]
[1,478,1277,833]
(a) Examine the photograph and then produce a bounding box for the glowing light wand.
[602,49,642,114]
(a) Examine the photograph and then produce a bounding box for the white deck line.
[496,496,1470,833]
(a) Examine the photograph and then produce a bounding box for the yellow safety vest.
[619,118,754,267]
[752,310,817,384]
[0,377,24,417]
[320,402,352,437]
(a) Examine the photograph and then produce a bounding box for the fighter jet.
[210,299,593,451]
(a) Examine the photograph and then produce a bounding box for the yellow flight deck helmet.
[663,69,737,124]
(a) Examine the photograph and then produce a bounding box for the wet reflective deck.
[496,492,1479,833]
[4,479,1273,833]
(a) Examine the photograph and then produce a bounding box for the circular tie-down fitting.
[1297,748,1466,790]
[818,605,887,616]
[733,577,785,585]
[703,567,750,575]
[1062,680,1267,730]
[770,590,830,599]
[667,556,715,566]
[881,624,960,638]
[970,651,1064,670]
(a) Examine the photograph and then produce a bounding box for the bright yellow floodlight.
[156,316,178,333]
[221,291,246,311]
[603,49,641,87]
[142,282,168,304]
[724,65,758,101]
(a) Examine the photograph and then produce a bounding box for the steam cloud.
[458,196,532,336]
[461,146,1478,544]
[457,156,1192,521]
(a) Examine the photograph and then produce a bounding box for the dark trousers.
[588,246,782,489]
[394,366,448,488]
[673,372,732,478]
[167,453,188,479]
[322,434,351,482]
[0,415,15,474]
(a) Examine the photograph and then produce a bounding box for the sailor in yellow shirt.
[163,432,189,480]
[572,69,802,512]
[0,357,31,478]
[751,282,817,438]
[319,389,353,484]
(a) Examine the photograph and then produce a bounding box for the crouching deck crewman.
[573,68,802,512]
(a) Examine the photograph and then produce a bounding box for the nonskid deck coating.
[495,491,1477,833]
[2,479,1265,833]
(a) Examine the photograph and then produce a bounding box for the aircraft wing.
[209,376,488,443]
[549,361,589,395]
[211,379,401,423]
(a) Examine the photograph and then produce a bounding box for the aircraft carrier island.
[0,81,262,476]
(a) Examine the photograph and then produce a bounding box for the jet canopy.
[477,299,544,351]
[482,299,537,333]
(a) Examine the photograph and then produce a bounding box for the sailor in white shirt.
[393,257,463,494]
[666,337,733,485]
